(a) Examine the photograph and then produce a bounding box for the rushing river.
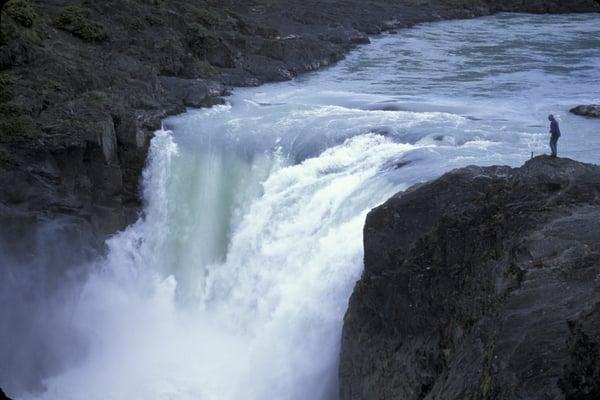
[11,13,600,400]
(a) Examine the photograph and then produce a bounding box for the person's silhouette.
[548,114,561,157]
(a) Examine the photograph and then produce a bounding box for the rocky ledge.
[1,0,599,250]
[340,156,600,400]
[571,105,600,119]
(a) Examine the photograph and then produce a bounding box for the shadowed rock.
[0,387,12,400]
[570,105,600,119]
[340,155,600,400]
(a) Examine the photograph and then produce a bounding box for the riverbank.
[1,0,599,250]
[341,155,600,400]
[1,2,600,398]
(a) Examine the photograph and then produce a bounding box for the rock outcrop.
[1,0,599,247]
[340,156,600,400]
[571,105,600,119]
[0,388,12,400]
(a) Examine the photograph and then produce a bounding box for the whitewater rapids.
[13,13,600,400]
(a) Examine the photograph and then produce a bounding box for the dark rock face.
[0,387,12,400]
[0,0,598,244]
[0,1,599,393]
[571,105,600,119]
[340,156,600,400]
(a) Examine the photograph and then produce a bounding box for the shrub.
[0,77,34,141]
[187,22,221,58]
[197,61,220,78]
[5,0,37,28]
[190,7,220,27]
[56,5,107,42]
[0,146,9,166]
[0,75,14,103]
[0,102,34,141]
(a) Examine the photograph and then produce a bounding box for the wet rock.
[0,387,12,400]
[1,0,599,247]
[340,156,600,400]
[570,105,600,119]
[158,76,226,108]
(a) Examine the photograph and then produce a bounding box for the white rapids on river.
[30,13,600,400]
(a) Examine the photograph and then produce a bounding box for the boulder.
[340,156,600,400]
[570,105,600,119]
[0,387,12,400]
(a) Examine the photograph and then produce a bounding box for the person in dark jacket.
[548,114,561,157]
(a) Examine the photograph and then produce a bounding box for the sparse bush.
[196,61,220,78]
[0,102,34,140]
[5,0,37,28]
[0,145,9,166]
[187,22,221,58]
[0,75,14,103]
[128,18,145,32]
[56,5,107,42]
[189,7,220,27]
[0,75,34,141]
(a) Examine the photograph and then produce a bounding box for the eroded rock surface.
[340,156,600,400]
[1,0,599,243]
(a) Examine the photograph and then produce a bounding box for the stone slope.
[340,156,600,400]
[0,0,599,246]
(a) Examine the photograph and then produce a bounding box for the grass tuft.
[56,5,107,42]
[5,0,37,28]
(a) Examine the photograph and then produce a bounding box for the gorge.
[1,2,600,400]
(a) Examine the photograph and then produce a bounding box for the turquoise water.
[21,13,600,400]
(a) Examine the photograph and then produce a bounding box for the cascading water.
[5,13,600,400]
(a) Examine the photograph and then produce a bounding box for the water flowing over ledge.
[6,13,600,400]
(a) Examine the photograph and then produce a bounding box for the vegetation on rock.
[56,5,107,42]
[5,0,36,28]
[187,22,223,59]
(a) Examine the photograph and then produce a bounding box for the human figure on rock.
[548,114,561,157]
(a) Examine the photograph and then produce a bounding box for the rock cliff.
[340,156,600,400]
[1,0,599,247]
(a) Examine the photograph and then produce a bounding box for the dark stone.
[158,76,226,108]
[340,156,600,400]
[570,105,600,119]
[2,1,600,393]
[0,387,12,400]
[1,0,598,248]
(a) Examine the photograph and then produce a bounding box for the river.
[15,12,600,400]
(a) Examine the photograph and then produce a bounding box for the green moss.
[83,90,111,107]
[0,103,34,141]
[480,344,495,400]
[44,79,63,92]
[144,14,163,26]
[5,0,37,28]
[0,75,15,103]
[196,61,220,78]
[0,146,9,166]
[187,22,221,59]
[128,18,145,32]
[480,372,492,400]
[0,73,34,142]
[56,6,107,42]
[187,6,220,27]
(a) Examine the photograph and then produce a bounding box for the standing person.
[548,114,561,157]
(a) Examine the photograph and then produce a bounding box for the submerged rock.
[570,105,600,119]
[340,156,600,400]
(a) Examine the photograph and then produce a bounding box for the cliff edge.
[340,156,600,400]
[1,0,599,246]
